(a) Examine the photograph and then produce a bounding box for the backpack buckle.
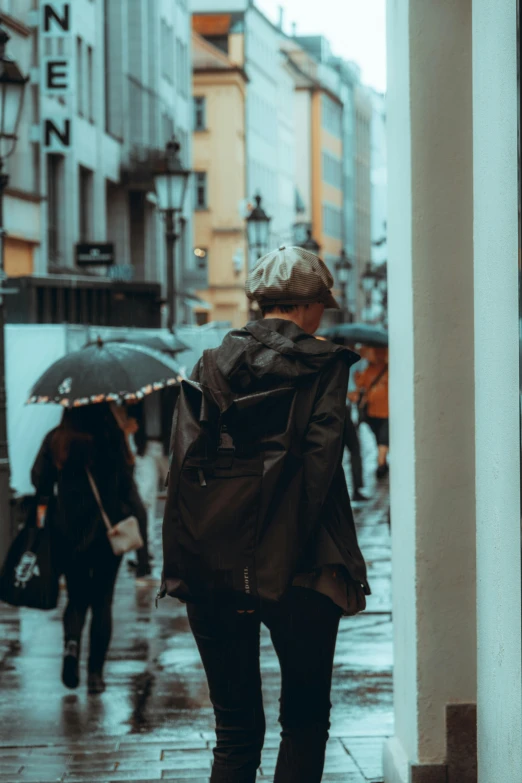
[216,428,235,468]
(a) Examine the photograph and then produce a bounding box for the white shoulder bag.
[86,468,144,556]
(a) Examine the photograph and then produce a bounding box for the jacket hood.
[215,319,359,392]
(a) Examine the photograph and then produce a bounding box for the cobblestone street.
[0,428,392,782]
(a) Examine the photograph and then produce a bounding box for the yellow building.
[311,90,344,266]
[191,28,248,327]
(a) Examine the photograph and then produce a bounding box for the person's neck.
[264,313,308,332]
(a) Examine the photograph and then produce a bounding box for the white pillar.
[473,1,522,781]
[384,0,476,780]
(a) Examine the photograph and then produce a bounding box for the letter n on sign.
[43,118,72,151]
[41,2,71,36]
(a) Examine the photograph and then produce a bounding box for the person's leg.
[367,417,389,477]
[263,587,342,783]
[187,600,265,783]
[62,552,91,688]
[344,408,366,499]
[87,540,122,681]
[376,418,390,479]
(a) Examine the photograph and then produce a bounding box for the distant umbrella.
[87,332,189,356]
[320,323,388,347]
[27,340,183,409]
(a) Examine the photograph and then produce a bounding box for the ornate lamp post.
[361,261,388,324]
[153,137,191,331]
[246,194,271,265]
[374,262,388,326]
[298,228,321,254]
[361,261,376,319]
[0,28,28,566]
[335,248,352,323]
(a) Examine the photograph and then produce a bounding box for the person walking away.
[31,403,148,694]
[162,246,370,783]
[110,402,152,580]
[343,342,369,502]
[354,347,389,479]
[128,392,172,560]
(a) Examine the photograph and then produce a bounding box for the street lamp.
[361,261,376,320]
[246,194,271,265]
[0,27,29,566]
[154,137,191,331]
[335,248,352,323]
[298,228,321,254]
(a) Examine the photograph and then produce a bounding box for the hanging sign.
[41,2,73,151]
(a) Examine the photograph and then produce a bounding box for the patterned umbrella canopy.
[87,332,189,356]
[27,340,183,408]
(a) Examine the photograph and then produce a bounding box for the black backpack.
[161,349,317,606]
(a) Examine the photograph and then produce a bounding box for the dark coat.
[31,427,146,554]
[162,319,370,602]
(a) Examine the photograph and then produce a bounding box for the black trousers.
[62,536,122,674]
[344,408,363,491]
[187,587,342,783]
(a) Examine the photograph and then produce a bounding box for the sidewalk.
[0,429,392,782]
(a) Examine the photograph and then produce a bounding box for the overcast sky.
[255,0,387,92]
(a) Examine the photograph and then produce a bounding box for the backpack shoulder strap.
[85,468,112,534]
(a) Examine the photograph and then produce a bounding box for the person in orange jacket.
[353,347,389,479]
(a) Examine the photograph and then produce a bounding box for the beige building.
[191,30,248,327]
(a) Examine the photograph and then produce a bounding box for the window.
[322,151,342,190]
[161,20,174,83]
[76,37,84,116]
[193,97,206,131]
[47,154,63,262]
[87,46,94,122]
[322,94,342,138]
[322,203,342,239]
[195,172,208,210]
[79,166,94,242]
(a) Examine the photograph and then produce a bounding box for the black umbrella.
[88,332,189,356]
[320,323,388,347]
[27,340,183,409]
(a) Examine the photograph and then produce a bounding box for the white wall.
[473,1,522,780]
[384,0,476,779]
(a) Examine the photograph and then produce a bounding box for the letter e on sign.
[44,59,70,92]
[41,2,71,36]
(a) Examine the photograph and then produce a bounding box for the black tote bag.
[0,509,59,611]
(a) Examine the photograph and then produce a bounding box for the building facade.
[191,30,248,327]
[192,2,299,269]
[3,0,194,327]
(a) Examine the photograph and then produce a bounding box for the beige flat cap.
[245,246,339,309]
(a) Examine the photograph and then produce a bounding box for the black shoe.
[62,640,79,689]
[135,565,152,579]
[376,464,390,480]
[87,672,106,695]
[353,489,370,502]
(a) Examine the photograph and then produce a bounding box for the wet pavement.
[0,426,392,782]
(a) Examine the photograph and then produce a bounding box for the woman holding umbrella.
[26,339,181,693]
[31,403,147,694]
